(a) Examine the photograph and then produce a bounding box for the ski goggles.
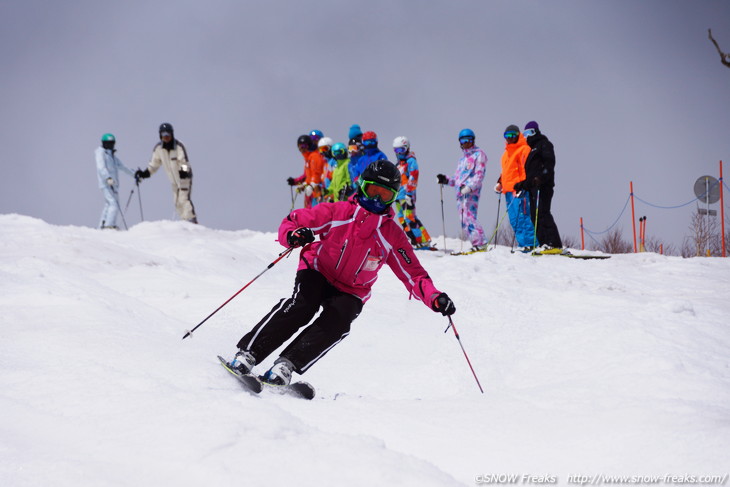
[362,139,377,148]
[361,180,397,204]
[503,131,519,139]
[393,147,408,155]
[318,146,331,153]
[459,137,474,145]
[333,149,347,159]
[523,128,537,137]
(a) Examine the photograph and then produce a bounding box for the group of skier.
[95,123,197,230]
[287,121,563,255]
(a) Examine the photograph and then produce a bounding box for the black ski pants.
[237,269,363,374]
[529,186,563,248]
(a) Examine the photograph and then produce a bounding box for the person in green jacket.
[328,142,354,201]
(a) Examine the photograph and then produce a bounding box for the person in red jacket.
[230,160,456,386]
[287,134,326,208]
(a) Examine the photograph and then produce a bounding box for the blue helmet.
[309,130,324,143]
[458,128,475,140]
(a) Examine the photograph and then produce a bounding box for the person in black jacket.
[513,121,563,251]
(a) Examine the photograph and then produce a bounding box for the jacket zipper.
[335,239,348,269]
[353,249,371,283]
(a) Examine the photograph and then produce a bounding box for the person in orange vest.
[288,134,326,208]
[494,124,536,251]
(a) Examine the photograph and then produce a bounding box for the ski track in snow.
[1,214,729,486]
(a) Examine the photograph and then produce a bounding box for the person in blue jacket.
[95,133,135,229]
[347,124,363,183]
[351,131,388,184]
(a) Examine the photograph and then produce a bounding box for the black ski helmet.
[359,159,401,194]
[159,123,174,136]
[297,134,315,151]
[357,159,401,213]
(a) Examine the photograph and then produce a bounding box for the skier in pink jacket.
[228,160,456,386]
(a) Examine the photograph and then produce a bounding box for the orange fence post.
[630,181,637,253]
[580,217,585,250]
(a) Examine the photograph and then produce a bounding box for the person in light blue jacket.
[96,133,135,229]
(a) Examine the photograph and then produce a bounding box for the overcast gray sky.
[1,0,729,250]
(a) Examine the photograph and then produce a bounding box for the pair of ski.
[218,355,315,400]
[531,249,611,260]
[450,247,490,256]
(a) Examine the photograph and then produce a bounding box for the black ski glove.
[436,174,449,185]
[179,169,190,179]
[432,292,456,316]
[135,168,150,182]
[513,180,526,192]
[287,227,314,248]
[287,177,297,186]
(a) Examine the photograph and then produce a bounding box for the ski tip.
[182,330,193,340]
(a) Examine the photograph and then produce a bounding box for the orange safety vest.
[499,134,530,193]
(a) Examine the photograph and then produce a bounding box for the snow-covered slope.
[1,214,729,486]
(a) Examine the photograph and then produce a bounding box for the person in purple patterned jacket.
[437,128,488,252]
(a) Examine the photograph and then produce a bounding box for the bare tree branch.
[708,28,730,68]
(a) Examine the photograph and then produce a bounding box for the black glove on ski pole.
[182,247,294,340]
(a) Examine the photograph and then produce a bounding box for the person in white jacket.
[135,123,198,223]
[96,133,134,229]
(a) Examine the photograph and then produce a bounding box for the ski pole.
[110,186,129,230]
[125,188,135,212]
[443,316,484,394]
[493,192,502,249]
[182,246,295,340]
[136,179,144,221]
[483,196,515,248]
[439,183,447,253]
[533,189,540,249]
[290,186,301,212]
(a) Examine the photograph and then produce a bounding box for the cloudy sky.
[1,0,729,250]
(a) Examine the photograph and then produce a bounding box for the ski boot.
[260,358,294,386]
[229,350,256,375]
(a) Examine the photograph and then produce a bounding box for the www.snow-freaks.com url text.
[474,473,728,485]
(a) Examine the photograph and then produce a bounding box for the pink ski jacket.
[278,197,441,306]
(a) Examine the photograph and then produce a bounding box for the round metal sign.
[693,175,720,204]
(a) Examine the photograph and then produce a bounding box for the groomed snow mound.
[1,214,729,486]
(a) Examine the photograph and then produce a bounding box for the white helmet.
[392,136,410,152]
[318,136,334,148]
